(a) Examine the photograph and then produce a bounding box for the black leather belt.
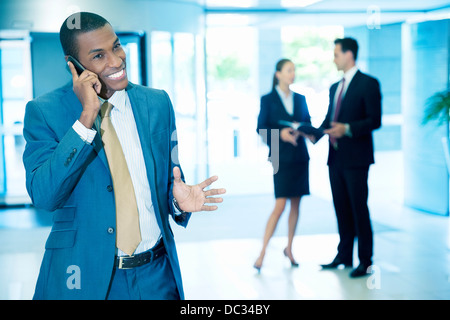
[114,239,166,269]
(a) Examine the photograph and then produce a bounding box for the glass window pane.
[151,31,173,98]
[174,32,196,116]
[0,37,33,201]
[206,24,267,194]
[281,25,344,126]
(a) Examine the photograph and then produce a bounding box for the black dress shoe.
[321,258,352,269]
[349,264,370,278]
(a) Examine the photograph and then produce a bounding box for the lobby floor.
[0,151,449,300]
[175,197,450,300]
[0,192,448,300]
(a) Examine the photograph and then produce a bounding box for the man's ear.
[342,50,352,63]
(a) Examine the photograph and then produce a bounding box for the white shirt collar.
[98,89,127,112]
[275,85,292,99]
[343,65,358,84]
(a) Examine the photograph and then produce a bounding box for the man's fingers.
[91,77,102,95]
[204,188,226,197]
[200,205,218,211]
[173,166,183,183]
[69,63,102,95]
[204,196,224,204]
[67,61,79,81]
[82,73,102,95]
[198,175,218,189]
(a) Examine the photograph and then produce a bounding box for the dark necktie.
[330,78,345,148]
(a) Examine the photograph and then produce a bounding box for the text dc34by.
[180,304,270,317]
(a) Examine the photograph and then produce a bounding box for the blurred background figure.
[319,38,382,277]
[254,58,314,272]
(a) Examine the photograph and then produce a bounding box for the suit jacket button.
[107,227,114,234]
[106,185,113,192]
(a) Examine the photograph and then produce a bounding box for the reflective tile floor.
[0,192,449,300]
[175,197,450,300]
[0,151,449,299]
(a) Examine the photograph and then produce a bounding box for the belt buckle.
[118,255,133,269]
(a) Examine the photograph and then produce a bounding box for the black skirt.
[273,161,310,198]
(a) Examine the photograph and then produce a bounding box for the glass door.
[151,31,207,185]
[0,31,33,205]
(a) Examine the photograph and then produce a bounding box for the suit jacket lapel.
[341,70,361,109]
[272,89,294,121]
[126,83,166,228]
[292,93,301,121]
[126,83,151,154]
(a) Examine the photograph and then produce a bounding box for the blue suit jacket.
[23,82,191,299]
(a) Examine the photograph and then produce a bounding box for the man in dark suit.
[23,12,225,299]
[319,38,382,277]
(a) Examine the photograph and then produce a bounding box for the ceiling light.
[281,0,323,8]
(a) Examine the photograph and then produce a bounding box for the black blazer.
[257,89,311,163]
[320,70,382,168]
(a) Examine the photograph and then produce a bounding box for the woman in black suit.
[254,59,313,272]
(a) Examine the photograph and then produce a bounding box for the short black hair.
[60,12,110,59]
[334,37,358,61]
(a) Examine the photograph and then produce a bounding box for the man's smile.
[106,68,126,80]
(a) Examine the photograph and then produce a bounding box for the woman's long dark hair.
[272,58,293,90]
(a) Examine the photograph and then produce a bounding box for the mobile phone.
[67,55,86,76]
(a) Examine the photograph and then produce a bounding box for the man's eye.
[93,54,103,60]
[114,43,122,49]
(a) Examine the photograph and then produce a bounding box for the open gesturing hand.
[172,167,226,212]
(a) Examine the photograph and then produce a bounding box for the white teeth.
[108,69,124,79]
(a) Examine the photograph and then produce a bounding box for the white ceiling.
[199,0,450,27]
[203,0,450,11]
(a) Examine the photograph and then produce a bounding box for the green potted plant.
[423,89,450,171]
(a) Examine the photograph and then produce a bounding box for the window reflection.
[151,31,204,184]
[174,33,196,116]
[0,35,33,204]
[206,25,263,195]
[151,31,174,98]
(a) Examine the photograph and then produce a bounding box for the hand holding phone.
[67,56,102,128]
[67,56,86,76]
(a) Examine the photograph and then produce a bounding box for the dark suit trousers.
[329,164,373,265]
[106,253,180,300]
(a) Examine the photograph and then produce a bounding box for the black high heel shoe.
[283,248,299,267]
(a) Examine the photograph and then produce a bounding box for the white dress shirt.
[332,65,358,136]
[332,65,358,113]
[73,89,161,256]
[275,85,294,116]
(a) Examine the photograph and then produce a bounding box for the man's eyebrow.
[88,38,119,55]
[88,48,104,55]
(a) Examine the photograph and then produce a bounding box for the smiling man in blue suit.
[23,12,225,300]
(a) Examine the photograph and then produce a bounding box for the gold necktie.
[100,101,141,256]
